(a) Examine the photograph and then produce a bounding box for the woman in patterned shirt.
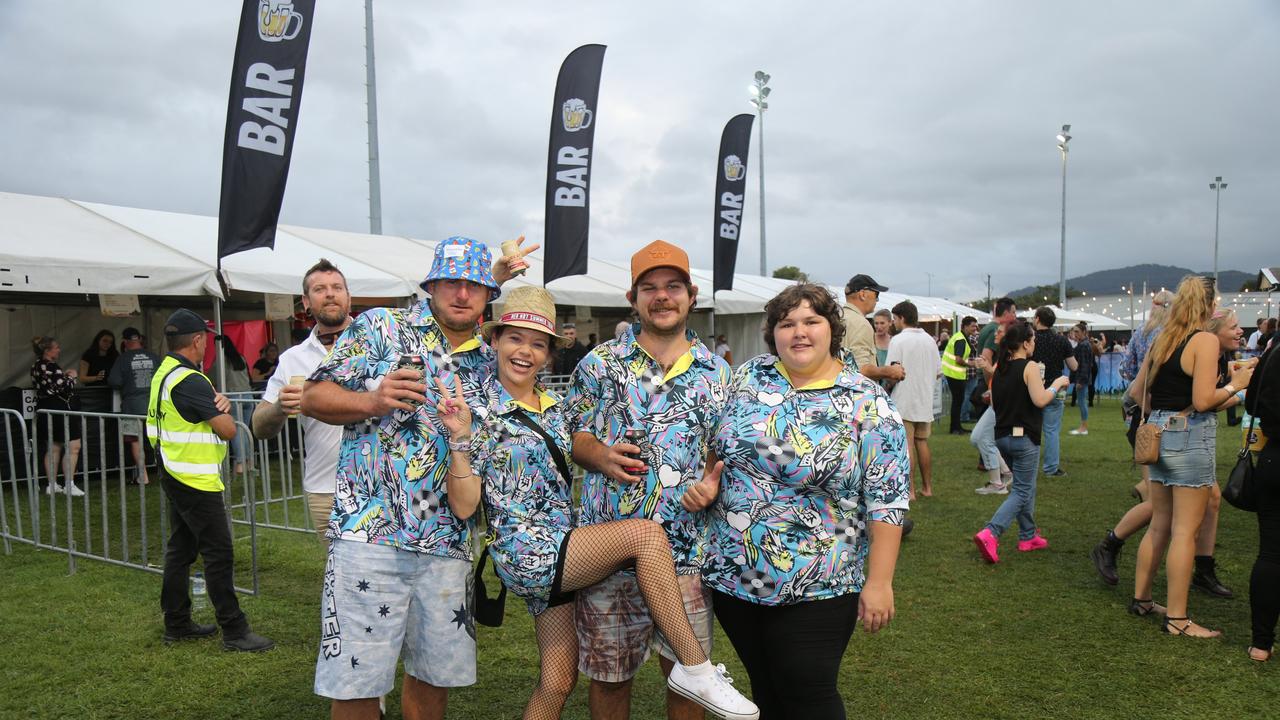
[30,336,85,497]
[683,283,910,719]
[433,287,757,720]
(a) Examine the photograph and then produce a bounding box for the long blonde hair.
[1204,307,1237,338]
[1145,276,1215,385]
[1142,289,1174,334]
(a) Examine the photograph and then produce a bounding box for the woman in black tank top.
[1127,276,1255,638]
[973,322,1071,564]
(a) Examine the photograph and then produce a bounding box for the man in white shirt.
[251,258,351,540]
[886,300,941,498]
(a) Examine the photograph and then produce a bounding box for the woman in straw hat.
[433,286,759,720]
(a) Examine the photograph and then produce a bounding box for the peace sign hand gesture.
[434,377,472,440]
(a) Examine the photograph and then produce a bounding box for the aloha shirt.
[701,350,911,606]
[471,376,575,616]
[310,299,493,559]
[566,324,731,574]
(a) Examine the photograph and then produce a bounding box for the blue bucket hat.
[419,236,501,301]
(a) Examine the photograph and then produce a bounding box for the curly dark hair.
[762,283,845,357]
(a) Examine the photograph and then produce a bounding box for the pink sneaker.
[973,528,999,563]
[1017,533,1049,552]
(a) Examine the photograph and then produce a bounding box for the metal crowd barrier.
[227,397,318,535]
[0,408,259,596]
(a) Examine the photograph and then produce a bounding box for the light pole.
[1056,124,1071,309]
[925,272,934,296]
[365,0,382,234]
[749,71,771,276]
[1210,176,1227,291]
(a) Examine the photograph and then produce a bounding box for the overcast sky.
[2,2,1276,300]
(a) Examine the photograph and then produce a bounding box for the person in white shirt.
[886,301,942,498]
[251,259,351,541]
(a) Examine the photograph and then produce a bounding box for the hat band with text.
[500,311,555,333]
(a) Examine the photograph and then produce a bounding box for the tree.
[964,284,1085,314]
[772,265,809,282]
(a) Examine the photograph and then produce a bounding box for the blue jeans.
[969,406,1000,471]
[1041,397,1064,473]
[1074,383,1090,422]
[986,435,1040,541]
[961,376,980,421]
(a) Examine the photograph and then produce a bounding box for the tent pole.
[213,296,226,393]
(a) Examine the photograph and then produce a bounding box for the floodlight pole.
[1057,124,1071,309]
[1210,176,1227,291]
[365,0,383,234]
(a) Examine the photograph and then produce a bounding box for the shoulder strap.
[510,408,573,488]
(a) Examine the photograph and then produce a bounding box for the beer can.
[396,354,426,407]
[501,239,528,277]
[622,428,647,458]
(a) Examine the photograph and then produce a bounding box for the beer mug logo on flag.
[562,98,594,132]
[723,155,746,182]
[258,0,305,42]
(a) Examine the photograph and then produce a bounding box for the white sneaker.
[44,482,63,496]
[667,662,759,720]
[1069,429,1088,436]
[975,481,1009,495]
[64,483,86,497]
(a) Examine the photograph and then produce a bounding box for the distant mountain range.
[1005,264,1253,298]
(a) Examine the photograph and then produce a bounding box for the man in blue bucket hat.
[304,235,536,719]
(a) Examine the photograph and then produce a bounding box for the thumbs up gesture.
[681,459,725,512]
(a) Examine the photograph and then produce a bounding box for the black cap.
[163,309,208,336]
[121,327,142,341]
[844,274,888,295]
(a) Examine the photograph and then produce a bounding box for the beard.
[312,305,349,328]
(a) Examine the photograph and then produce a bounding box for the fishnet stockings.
[560,519,707,666]
[523,604,578,720]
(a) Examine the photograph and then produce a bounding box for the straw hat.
[480,286,572,348]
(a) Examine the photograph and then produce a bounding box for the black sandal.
[1162,616,1221,638]
[1127,598,1163,617]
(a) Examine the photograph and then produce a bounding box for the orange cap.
[630,240,691,285]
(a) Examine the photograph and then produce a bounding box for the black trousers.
[946,376,967,433]
[160,473,248,637]
[713,590,859,720]
[1251,443,1280,649]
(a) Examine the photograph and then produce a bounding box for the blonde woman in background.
[1126,277,1253,637]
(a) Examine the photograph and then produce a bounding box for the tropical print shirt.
[566,324,731,574]
[471,377,575,616]
[701,351,910,606]
[310,299,493,558]
[1122,325,1158,382]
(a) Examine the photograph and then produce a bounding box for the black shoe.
[950,430,966,435]
[1046,469,1067,477]
[223,631,275,653]
[164,622,217,642]
[1091,534,1122,586]
[1191,568,1234,598]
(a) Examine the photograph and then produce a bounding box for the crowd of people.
[23,235,1280,718]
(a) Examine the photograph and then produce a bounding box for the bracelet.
[447,437,472,453]
[446,467,474,479]
[1223,384,1236,395]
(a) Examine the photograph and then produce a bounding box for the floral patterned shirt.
[31,360,76,405]
[471,377,574,616]
[566,325,731,574]
[1122,325,1158,382]
[701,351,911,606]
[310,299,493,559]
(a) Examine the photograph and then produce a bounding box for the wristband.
[1223,384,1236,395]
[1236,390,1247,402]
[447,437,472,453]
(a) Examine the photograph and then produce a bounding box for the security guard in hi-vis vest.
[147,309,273,652]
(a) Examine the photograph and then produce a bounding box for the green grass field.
[1,398,1275,719]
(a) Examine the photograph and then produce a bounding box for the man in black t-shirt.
[1032,307,1078,477]
[552,322,590,376]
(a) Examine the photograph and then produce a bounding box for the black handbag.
[472,544,508,628]
[1222,422,1257,512]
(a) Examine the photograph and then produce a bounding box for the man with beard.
[252,258,353,541]
[567,240,731,720]
[302,237,532,720]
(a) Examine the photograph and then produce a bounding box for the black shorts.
[546,530,577,610]
[36,407,82,444]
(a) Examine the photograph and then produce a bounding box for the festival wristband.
[447,437,472,453]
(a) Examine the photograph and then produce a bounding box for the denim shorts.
[1147,409,1217,488]
[314,539,476,699]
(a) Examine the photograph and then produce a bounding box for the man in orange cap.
[566,239,733,719]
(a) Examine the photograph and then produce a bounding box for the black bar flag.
[217,0,316,261]
[713,113,754,293]
[543,44,606,284]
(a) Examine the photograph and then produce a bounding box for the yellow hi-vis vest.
[146,355,227,492]
[941,334,971,380]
